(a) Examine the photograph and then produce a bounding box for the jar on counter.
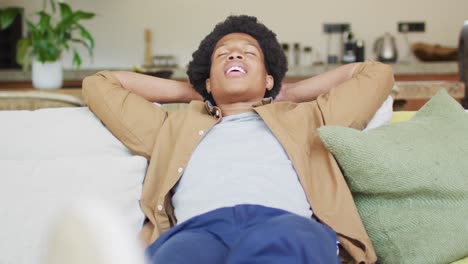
[282,43,292,65]
[302,46,313,66]
[293,43,301,66]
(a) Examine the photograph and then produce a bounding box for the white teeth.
[227,66,246,74]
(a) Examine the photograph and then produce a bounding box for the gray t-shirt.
[172,112,313,223]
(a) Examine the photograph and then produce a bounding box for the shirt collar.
[204,100,222,119]
[252,97,273,107]
[204,97,273,118]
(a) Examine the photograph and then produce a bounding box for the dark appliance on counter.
[355,39,365,62]
[458,21,468,108]
[341,31,365,63]
[341,31,356,64]
[0,8,23,69]
[323,23,350,64]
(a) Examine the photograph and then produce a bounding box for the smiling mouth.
[225,65,247,76]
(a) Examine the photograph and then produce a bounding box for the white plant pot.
[32,60,63,89]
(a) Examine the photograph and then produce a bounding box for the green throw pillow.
[317,90,468,264]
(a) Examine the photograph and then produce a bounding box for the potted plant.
[16,0,95,89]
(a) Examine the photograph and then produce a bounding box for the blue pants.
[145,205,340,264]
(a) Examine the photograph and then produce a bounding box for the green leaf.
[70,38,87,47]
[36,37,61,62]
[70,38,92,56]
[56,17,74,37]
[0,8,20,30]
[49,0,56,13]
[73,11,95,20]
[62,40,70,50]
[59,2,72,19]
[27,21,42,49]
[16,38,32,65]
[72,48,82,68]
[76,23,94,51]
[37,11,51,33]
[26,20,39,34]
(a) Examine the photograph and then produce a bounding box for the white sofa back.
[0,107,147,264]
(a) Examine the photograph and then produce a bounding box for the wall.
[1,0,467,69]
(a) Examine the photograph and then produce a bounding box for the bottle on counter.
[342,31,356,64]
[144,29,154,67]
[302,46,313,66]
[293,43,301,66]
[282,43,291,65]
[355,39,365,62]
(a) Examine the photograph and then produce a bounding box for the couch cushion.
[317,90,468,264]
[0,107,132,159]
[0,107,147,264]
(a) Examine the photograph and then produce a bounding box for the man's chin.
[217,83,250,92]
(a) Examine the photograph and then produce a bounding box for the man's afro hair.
[187,15,288,104]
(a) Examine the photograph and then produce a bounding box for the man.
[83,15,393,263]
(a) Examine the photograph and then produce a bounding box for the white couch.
[0,96,395,264]
[0,107,148,264]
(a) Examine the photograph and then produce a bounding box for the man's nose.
[228,52,244,60]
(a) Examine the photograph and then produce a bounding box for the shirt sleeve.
[316,61,395,130]
[82,71,168,159]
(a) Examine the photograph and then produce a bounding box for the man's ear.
[266,75,274,91]
[206,78,211,94]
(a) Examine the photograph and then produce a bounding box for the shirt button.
[177,167,184,173]
[198,130,204,136]
[157,204,163,211]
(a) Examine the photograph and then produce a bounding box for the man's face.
[206,33,274,105]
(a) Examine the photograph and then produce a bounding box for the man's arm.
[316,61,394,128]
[275,61,394,129]
[275,63,361,103]
[83,71,201,159]
[112,71,203,103]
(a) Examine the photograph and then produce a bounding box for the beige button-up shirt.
[82,61,394,264]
